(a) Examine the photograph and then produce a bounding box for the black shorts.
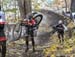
[26,29,34,37]
[57,29,64,34]
[0,31,5,37]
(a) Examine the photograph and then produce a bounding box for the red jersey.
[28,19,36,25]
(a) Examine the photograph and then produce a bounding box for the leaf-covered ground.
[43,22,75,57]
[6,39,44,57]
[0,19,74,57]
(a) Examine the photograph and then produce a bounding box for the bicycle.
[12,12,43,41]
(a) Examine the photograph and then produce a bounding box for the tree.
[70,0,75,12]
[17,0,32,19]
[64,0,67,12]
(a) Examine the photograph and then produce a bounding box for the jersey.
[28,19,36,26]
[0,11,6,41]
[56,24,64,33]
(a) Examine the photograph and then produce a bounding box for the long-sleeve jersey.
[28,19,36,26]
[56,24,64,30]
[55,24,65,33]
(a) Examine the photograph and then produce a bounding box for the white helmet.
[58,20,63,24]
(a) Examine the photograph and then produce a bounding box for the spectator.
[0,6,7,57]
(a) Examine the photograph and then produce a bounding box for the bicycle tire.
[12,23,22,41]
[33,14,43,27]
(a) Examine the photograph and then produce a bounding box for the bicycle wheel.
[12,23,22,41]
[34,14,43,26]
[4,24,10,41]
[27,12,43,26]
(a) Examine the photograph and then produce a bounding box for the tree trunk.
[70,0,75,12]
[64,0,67,12]
[17,0,32,19]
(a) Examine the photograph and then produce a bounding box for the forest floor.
[3,22,75,57]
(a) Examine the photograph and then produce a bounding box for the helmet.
[58,20,63,24]
[28,15,33,20]
[32,11,37,14]
[28,11,37,20]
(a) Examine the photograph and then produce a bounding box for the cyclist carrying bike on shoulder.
[24,15,36,52]
[22,12,43,52]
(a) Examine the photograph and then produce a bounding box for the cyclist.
[0,6,7,57]
[55,20,65,43]
[24,16,36,52]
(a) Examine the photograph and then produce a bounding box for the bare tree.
[64,0,67,12]
[70,0,75,12]
[17,0,32,19]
